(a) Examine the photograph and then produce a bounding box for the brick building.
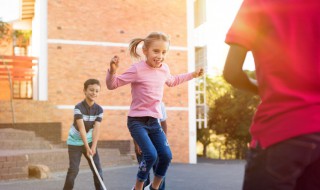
[0,0,200,163]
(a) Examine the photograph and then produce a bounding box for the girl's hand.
[193,68,204,78]
[110,55,119,74]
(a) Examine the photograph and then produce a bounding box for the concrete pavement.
[0,158,245,190]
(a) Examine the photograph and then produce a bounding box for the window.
[13,80,33,99]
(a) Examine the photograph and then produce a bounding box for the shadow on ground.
[0,158,245,190]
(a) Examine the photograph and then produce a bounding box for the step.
[0,140,52,150]
[0,128,136,181]
[0,128,37,141]
[0,128,53,150]
[26,148,135,172]
[0,148,135,181]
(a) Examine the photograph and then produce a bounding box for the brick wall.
[46,0,191,163]
[0,154,28,180]
[47,0,187,45]
[0,100,60,123]
[46,0,191,162]
[0,0,191,163]
[98,140,134,155]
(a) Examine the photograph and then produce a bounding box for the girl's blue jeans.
[136,153,166,190]
[128,116,172,182]
[63,143,104,190]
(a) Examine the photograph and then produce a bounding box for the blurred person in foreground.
[223,1,320,190]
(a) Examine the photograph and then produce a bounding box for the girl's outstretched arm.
[109,55,119,75]
[166,68,204,87]
[192,68,204,78]
[106,56,137,90]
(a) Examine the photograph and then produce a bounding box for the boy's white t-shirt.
[159,102,167,122]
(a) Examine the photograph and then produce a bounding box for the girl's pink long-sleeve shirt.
[106,61,194,119]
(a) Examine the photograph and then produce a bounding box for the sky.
[0,0,20,22]
[205,0,255,75]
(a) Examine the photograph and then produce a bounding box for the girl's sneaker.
[143,184,150,190]
[144,183,157,190]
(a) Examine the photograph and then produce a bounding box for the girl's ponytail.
[128,32,170,60]
[129,38,144,59]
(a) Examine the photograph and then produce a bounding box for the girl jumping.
[106,32,203,190]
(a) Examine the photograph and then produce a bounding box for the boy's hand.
[110,55,119,74]
[86,147,94,158]
[91,145,97,156]
[193,68,204,78]
[134,144,142,156]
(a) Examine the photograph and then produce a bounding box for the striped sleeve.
[95,105,103,122]
[74,105,83,120]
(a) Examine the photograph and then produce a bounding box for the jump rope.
[89,155,107,190]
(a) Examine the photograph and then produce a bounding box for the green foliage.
[205,75,231,106]
[197,71,260,159]
[197,127,213,157]
[13,30,32,46]
[197,76,230,158]
[208,71,260,159]
[0,20,11,44]
[208,87,260,158]
[0,20,31,46]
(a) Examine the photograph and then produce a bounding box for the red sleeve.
[225,0,262,50]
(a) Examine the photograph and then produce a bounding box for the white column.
[32,0,48,100]
[187,0,197,164]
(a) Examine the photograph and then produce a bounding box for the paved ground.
[0,158,246,190]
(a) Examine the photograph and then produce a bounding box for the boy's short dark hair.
[84,79,101,90]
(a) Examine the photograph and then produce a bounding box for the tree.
[197,127,213,157]
[208,71,260,159]
[196,76,230,157]
[0,20,10,44]
[205,75,231,106]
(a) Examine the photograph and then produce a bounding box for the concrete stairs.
[0,128,52,149]
[0,128,135,180]
[27,148,135,172]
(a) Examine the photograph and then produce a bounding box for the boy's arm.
[160,102,168,135]
[223,44,259,94]
[76,119,92,157]
[133,139,142,155]
[91,121,101,155]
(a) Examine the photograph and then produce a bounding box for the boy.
[63,79,105,190]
